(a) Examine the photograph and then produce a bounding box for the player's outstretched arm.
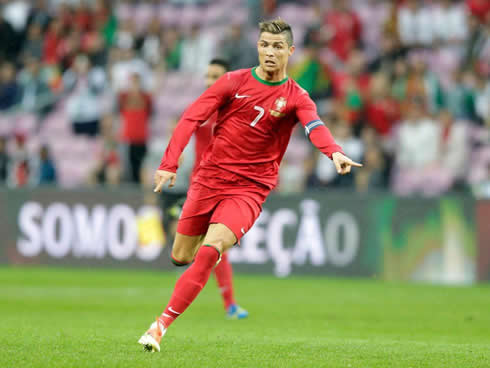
[332,152,363,175]
[154,169,177,193]
[296,91,362,175]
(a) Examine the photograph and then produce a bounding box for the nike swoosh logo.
[235,93,250,99]
[168,306,181,315]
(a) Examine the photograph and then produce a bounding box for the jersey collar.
[252,67,288,86]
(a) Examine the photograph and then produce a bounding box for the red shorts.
[176,180,267,241]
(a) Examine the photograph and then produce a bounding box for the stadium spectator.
[21,22,44,60]
[405,57,445,115]
[392,98,451,196]
[391,59,409,102]
[162,28,183,71]
[84,25,108,67]
[110,47,152,92]
[445,69,478,121]
[32,144,57,186]
[289,26,332,103]
[8,133,30,188]
[218,24,257,71]
[139,17,162,67]
[355,145,385,193]
[330,50,371,126]
[180,24,213,74]
[64,54,106,137]
[18,56,55,121]
[365,72,400,137]
[0,62,21,111]
[462,13,486,68]
[42,18,64,65]
[323,0,362,61]
[0,136,9,185]
[72,0,93,32]
[88,115,121,187]
[57,28,83,72]
[118,73,153,184]
[115,18,136,51]
[95,0,117,48]
[26,0,51,32]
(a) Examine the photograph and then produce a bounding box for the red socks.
[160,245,220,328]
[213,253,236,310]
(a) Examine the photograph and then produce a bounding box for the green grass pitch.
[1,267,489,368]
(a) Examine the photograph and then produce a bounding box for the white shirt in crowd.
[398,3,467,46]
[180,32,214,75]
[396,118,439,168]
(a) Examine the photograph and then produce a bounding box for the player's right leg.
[214,253,249,319]
[138,223,237,352]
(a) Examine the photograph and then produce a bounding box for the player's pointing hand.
[332,152,363,175]
[153,169,177,193]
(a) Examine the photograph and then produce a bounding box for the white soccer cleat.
[138,318,166,352]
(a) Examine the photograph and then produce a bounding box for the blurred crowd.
[0,0,488,197]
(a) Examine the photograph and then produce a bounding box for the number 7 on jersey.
[250,106,265,127]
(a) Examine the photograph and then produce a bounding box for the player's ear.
[288,45,295,56]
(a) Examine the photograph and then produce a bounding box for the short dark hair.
[209,58,230,72]
[259,18,293,46]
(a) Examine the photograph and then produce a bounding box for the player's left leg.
[213,253,248,319]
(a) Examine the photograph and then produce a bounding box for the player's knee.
[170,249,193,266]
[201,238,232,254]
[203,226,236,253]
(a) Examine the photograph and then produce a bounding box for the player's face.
[205,64,227,88]
[257,32,294,73]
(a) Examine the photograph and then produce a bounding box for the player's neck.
[255,66,287,83]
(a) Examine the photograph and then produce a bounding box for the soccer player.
[139,19,361,352]
[166,58,249,320]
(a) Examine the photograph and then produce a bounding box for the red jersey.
[323,10,362,61]
[119,91,152,144]
[159,67,342,191]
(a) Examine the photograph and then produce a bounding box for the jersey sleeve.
[159,73,236,172]
[295,91,343,159]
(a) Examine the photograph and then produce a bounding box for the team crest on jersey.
[270,97,287,117]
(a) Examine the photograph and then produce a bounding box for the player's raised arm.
[154,73,235,192]
[296,92,362,175]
